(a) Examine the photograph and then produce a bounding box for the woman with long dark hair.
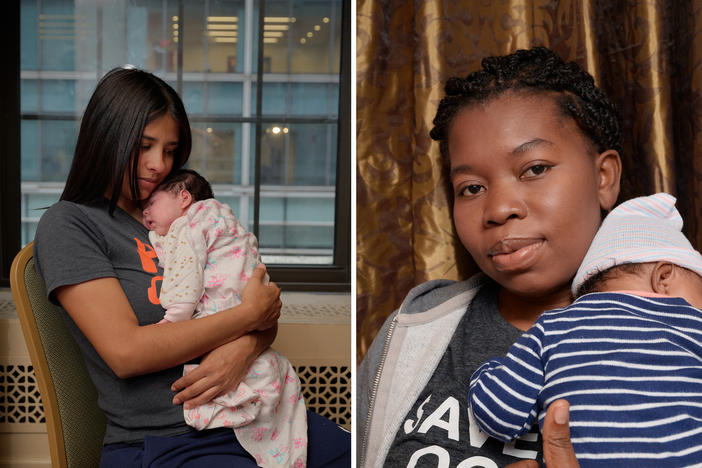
[34,67,350,467]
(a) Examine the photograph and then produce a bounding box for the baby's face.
[142,189,187,235]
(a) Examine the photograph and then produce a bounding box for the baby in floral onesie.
[142,169,307,468]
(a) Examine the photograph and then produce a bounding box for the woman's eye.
[522,164,550,178]
[458,184,484,197]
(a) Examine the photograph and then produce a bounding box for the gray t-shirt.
[385,281,543,467]
[34,199,191,445]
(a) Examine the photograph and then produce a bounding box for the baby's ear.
[651,262,675,294]
[179,189,193,208]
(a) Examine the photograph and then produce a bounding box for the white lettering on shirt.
[407,445,450,468]
[404,395,432,434]
[417,396,460,441]
[456,456,499,468]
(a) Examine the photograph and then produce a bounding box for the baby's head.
[572,193,702,308]
[576,262,702,309]
[142,169,214,235]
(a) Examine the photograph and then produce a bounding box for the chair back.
[10,242,106,468]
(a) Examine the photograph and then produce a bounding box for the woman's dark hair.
[154,169,214,202]
[60,67,192,214]
[430,47,622,162]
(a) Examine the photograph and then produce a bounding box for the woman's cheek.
[453,213,482,262]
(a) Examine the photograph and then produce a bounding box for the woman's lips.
[488,238,545,272]
[138,177,159,192]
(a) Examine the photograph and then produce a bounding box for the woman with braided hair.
[358,47,621,467]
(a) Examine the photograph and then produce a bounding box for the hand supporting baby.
[171,265,280,408]
[240,264,281,332]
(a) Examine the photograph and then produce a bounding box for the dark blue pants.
[100,410,350,467]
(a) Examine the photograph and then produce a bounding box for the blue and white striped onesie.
[469,291,702,467]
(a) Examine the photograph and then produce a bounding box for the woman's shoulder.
[40,199,83,218]
[33,201,117,298]
[34,200,119,261]
[36,200,108,237]
[399,273,487,316]
[36,200,83,235]
[39,199,110,221]
[360,275,487,375]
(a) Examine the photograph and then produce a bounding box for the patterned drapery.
[356,0,702,361]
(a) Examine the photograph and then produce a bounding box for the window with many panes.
[1,0,350,290]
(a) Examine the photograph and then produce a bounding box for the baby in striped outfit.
[469,193,702,467]
[142,169,307,468]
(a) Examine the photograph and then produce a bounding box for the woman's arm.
[55,265,280,378]
[171,324,278,407]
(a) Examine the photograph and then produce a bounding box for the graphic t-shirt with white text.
[384,282,543,468]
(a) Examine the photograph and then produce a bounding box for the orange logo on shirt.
[135,238,158,273]
[134,237,162,305]
[148,276,162,305]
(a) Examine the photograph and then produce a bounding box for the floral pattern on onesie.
[149,199,264,320]
[149,199,307,467]
[184,349,307,468]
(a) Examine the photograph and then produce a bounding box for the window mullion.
[253,0,265,238]
[240,0,255,229]
[333,0,351,271]
[176,0,184,96]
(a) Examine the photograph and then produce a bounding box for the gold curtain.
[356,0,702,361]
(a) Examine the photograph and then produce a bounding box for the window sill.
[0,287,349,322]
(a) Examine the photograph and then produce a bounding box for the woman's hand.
[504,400,580,468]
[241,265,282,331]
[171,325,277,408]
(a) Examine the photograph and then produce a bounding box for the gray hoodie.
[357,273,543,467]
[357,275,487,467]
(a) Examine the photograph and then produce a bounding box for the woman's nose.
[143,148,168,172]
[483,184,527,226]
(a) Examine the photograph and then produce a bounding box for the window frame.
[0,0,350,291]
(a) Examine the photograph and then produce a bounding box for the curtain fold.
[357,0,702,361]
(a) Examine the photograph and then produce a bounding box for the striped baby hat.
[571,192,702,296]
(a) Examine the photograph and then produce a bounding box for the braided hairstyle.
[430,47,622,163]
